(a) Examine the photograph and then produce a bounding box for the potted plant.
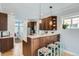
[62,23,69,29]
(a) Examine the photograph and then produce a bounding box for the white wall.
[8,13,15,37]
[22,19,28,41]
[0,4,2,11]
[60,29,79,55]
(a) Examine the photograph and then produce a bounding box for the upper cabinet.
[0,13,8,31]
[39,16,57,30]
[28,21,37,35]
[28,21,36,29]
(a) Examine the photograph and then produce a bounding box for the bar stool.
[55,42,60,47]
[38,47,52,56]
[54,42,60,56]
[47,43,58,56]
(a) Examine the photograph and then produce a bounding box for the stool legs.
[54,47,55,56]
[38,42,61,56]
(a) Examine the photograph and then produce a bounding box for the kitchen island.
[23,33,60,56]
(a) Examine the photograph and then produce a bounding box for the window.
[64,19,71,29]
[72,18,79,28]
[63,16,79,29]
[15,20,24,37]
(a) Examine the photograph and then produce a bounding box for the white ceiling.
[1,3,79,20]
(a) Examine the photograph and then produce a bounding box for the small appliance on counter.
[0,31,10,37]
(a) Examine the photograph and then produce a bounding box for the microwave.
[0,31,10,37]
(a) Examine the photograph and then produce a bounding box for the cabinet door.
[0,40,2,52]
[0,13,7,31]
[7,38,14,50]
[1,39,7,53]
[23,40,31,56]
[46,36,51,44]
[1,38,13,53]
[49,36,54,43]
[31,38,39,55]
[45,18,49,30]
[39,37,46,48]
[50,35,58,43]
[39,19,45,30]
[10,38,14,49]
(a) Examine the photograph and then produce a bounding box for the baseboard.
[63,50,77,56]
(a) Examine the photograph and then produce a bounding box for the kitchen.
[0,3,79,56]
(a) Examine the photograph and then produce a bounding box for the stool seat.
[38,47,52,56]
[39,47,49,53]
[48,44,58,48]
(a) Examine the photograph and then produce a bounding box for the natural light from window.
[63,16,79,29]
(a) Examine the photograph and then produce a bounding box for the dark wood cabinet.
[39,16,57,30]
[31,38,40,55]
[23,40,31,56]
[39,37,46,48]
[0,13,8,31]
[0,37,14,53]
[28,22,36,28]
[28,21,37,35]
[23,34,60,56]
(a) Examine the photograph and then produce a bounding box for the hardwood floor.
[63,52,73,56]
[63,51,74,56]
[0,41,73,56]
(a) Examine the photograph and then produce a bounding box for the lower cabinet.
[23,34,60,56]
[39,37,46,48]
[0,37,14,53]
[31,38,40,55]
[23,40,31,56]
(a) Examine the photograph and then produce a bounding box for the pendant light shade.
[49,21,52,25]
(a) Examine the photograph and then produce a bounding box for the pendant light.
[49,6,53,26]
[39,4,42,23]
[49,6,53,16]
[49,5,56,20]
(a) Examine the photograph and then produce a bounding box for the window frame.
[63,16,79,29]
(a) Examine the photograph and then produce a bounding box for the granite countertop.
[27,32,59,39]
[0,36,13,39]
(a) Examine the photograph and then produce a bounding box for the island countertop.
[0,36,13,39]
[27,32,59,39]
